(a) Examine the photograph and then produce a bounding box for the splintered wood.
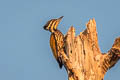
[61,19,120,80]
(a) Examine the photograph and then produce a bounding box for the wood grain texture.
[59,19,120,80]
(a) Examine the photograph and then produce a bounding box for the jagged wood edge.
[60,18,120,79]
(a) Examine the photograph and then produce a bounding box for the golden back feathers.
[50,33,57,60]
[50,30,64,68]
[43,16,64,69]
[43,16,63,32]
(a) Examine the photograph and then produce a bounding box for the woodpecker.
[43,16,64,68]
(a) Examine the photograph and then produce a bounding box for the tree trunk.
[60,19,120,80]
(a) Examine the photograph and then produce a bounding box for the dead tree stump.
[60,19,120,80]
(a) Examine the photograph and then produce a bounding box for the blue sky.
[0,0,120,80]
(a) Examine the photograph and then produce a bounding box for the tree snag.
[60,18,120,80]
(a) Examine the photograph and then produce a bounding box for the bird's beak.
[58,16,64,22]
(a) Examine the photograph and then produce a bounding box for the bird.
[43,16,64,69]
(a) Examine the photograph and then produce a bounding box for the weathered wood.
[60,19,120,80]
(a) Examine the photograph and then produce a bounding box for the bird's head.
[43,16,64,32]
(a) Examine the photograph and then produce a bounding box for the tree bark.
[60,19,120,80]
